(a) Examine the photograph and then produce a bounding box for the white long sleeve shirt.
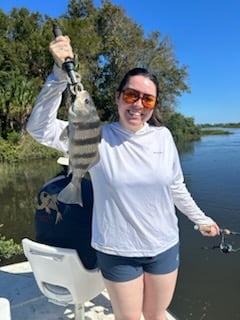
[27,66,215,257]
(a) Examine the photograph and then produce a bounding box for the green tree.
[95,0,145,119]
[0,0,197,143]
[94,0,189,121]
[167,112,201,142]
[60,0,102,94]
[8,76,41,134]
[139,31,189,123]
[0,71,41,137]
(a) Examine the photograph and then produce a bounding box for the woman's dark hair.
[117,67,160,98]
[117,67,163,126]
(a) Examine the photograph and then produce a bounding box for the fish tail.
[57,182,83,206]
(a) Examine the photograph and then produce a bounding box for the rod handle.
[52,24,77,85]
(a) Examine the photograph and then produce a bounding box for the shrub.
[7,131,22,145]
[0,225,23,261]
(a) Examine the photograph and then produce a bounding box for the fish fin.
[57,182,83,206]
[67,165,73,176]
[59,126,69,141]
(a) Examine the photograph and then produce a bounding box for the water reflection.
[171,128,240,320]
[0,159,59,244]
[176,140,195,156]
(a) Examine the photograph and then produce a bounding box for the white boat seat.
[22,238,105,320]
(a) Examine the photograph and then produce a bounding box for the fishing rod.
[52,24,78,85]
[194,225,240,254]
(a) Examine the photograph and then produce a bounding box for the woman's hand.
[196,223,220,237]
[49,35,74,68]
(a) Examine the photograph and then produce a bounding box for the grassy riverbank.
[200,129,232,135]
[0,128,234,163]
[0,134,61,163]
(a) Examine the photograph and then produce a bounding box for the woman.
[27,35,219,320]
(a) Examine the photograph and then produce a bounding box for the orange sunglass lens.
[123,91,138,103]
[122,89,156,109]
[142,96,156,109]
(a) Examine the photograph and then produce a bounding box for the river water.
[0,129,240,319]
[171,128,240,320]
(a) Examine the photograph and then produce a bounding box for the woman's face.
[116,75,157,132]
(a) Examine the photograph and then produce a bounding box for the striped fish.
[58,89,101,206]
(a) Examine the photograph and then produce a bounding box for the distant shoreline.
[200,129,232,136]
[200,123,240,129]
[199,123,239,135]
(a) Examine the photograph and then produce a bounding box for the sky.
[1,0,240,124]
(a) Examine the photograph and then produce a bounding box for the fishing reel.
[219,242,233,254]
[195,225,240,254]
[218,230,233,253]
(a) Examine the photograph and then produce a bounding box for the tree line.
[0,0,201,144]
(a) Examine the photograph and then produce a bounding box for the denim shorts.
[96,243,179,282]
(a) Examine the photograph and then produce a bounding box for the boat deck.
[0,261,177,319]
